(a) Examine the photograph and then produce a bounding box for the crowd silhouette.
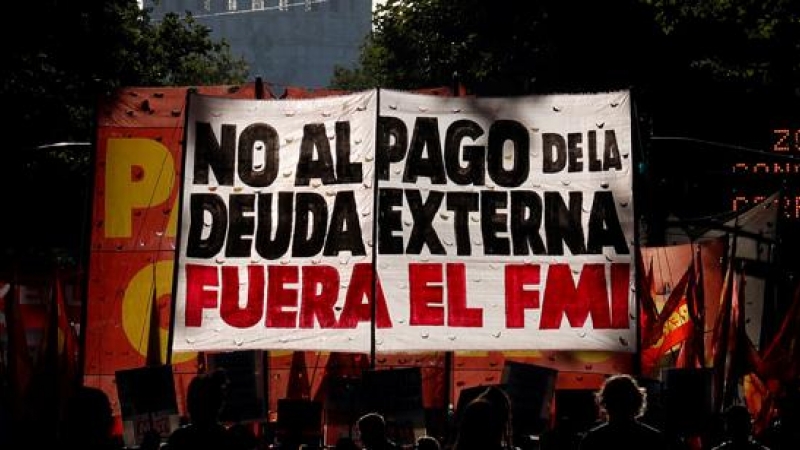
[44,370,800,450]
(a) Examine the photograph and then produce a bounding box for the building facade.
[144,0,372,90]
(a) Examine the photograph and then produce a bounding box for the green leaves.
[0,0,249,266]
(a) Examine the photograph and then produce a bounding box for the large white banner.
[172,89,635,353]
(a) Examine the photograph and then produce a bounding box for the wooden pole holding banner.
[369,86,381,370]
[630,91,647,378]
[166,85,197,367]
[254,77,272,433]
[444,72,460,425]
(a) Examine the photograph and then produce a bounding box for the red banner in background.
[85,84,260,418]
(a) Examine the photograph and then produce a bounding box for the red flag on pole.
[636,247,658,348]
[710,262,757,412]
[640,262,694,374]
[313,351,370,405]
[56,272,79,382]
[745,281,800,434]
[677,246,706,369]
[759,282,800,386]
[2,280,33,411]
[286,351,311,400]
[711,260,734,412]
[25,270,81,438]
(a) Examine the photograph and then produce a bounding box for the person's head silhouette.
[596,374,647,421]
[186,369,229,426]
[357,412,391,450]
[454,386,513,450]
[722,405,753,442]
[59,385,116,447]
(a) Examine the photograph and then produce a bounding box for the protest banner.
[172,89,635,353]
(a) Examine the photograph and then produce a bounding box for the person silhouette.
[166,369,245,450]
[356,412,401,450]
[579,374,669,450]
[58,385,124,450]
[452,385,514,450]
[710,405,770,450]
[416,435,441,450]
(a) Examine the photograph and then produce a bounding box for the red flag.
[743,372,774,435]
[677,246,706,369]
[2,281,33,410]
[759,282,800,385]
[710,263,757,411]
[640,263,694,374]
[313,351,370,405]
[26,271,81,435]
[737,282,800,437]
[711,260,734,411]
[286,351,311,399]
[145,287,161,367]
[637,248,658,347]
[54,272,79,384]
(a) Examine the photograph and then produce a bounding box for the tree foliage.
[332,0,661,95]
[0,0,249,267]
[333,0,800,112]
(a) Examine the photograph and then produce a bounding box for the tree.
[0,0,249,269]
[332,0,661,95]
[333,0,800,139]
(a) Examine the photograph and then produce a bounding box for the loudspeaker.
[662,368,714,435]
[360,367,423,414]
[115,364,178,418]
[206,350,266,422]
[501,362,558,436]
[326,375,362,413]
[278,399,323,432]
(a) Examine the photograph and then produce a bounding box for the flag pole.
[631,90,647,378]
[369,86,381,370]
[254,77,272,427]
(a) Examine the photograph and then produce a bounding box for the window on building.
[252,0,264,9]
[227,0,237,10]
[279,0,288,11]
[199,0,211,12]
